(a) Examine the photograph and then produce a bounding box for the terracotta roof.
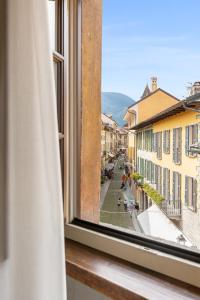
[131,95,200,130]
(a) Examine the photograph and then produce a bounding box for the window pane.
[48,0,56,50]
[78,0,200,254]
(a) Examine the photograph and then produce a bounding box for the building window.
[155,132,162,159]
[163,168,170,201]
[144,129,153,152]
[145,160,152,181]
[151,163,155,184]
[140,157,145,177]
[172,172,181,213]
[65,0,200,286]
[155,165,162,194]
[185,176,197,212]
[173,128,182,164]
[185,124,198,157]
[137,132,143,150]
[163,130,170,154]
[48,0,65,191]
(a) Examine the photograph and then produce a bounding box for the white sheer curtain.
[0,0,66,299]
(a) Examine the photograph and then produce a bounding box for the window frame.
[185,124,198,158]
[64,0,200,288]
[185,176,197,212]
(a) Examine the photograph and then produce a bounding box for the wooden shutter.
[167,130,170,153]
[163,131,166,153]
[163,168,166,199]
[167,169,170,202]
[178,173,181,209]
[185,176,189,206]
[173,129,176,162]
[160,167,162,195]
[151,163,155,183]
[155,133,158,154]
[192,125,198,157]
[178,128,182,164]
[193,179,197,212]
[155,165,158,189]
[185,126,189,156]
[160,132,162,159]
[150,130,153,152]
[172,172,175,203]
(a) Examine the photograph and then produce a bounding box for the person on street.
[117,198,121,207]
[123,199,128,210]
[135,202,139,213]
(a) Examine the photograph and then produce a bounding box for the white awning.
[138,204,193,247]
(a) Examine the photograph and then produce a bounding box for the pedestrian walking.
[121,174,126,183]
[123,199,128,210]
[135,202,139,213]
[117,198,121,207]
[120,182,126,189]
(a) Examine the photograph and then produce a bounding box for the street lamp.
[176,234,186,246]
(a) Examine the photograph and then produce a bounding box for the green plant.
[131,172,143,181]
[142,183,164,205]
[101,175,106,185]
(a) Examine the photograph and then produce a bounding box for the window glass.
[48,0,56,51]
[79,0,200,253]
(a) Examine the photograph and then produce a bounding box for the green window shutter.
[172,172,175,203]
[163,168,166,199]
[167,169,170,202]
[185,176,188,206]
[167,130,170,153]
[178,128,182,164]
[160,167,162,195]
[155,165,158,189]
[163,131,166,153]
[151,163,154,183]
[193,125,198,158]
[193,179,197,212]
[160,132,162,159]
[193,125,198,143]
[173,129,176,163]
[185,126,189,156]
[155,133,158,153]
[150,130,153,152]
[178,173,181,203]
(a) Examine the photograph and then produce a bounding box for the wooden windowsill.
[65,239,200,300]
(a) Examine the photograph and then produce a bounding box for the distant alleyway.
[100,158,134,230]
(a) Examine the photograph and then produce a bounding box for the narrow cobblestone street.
[100,158,134,230]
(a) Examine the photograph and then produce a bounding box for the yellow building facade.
[133,97,200,248]
[124,78,179,168]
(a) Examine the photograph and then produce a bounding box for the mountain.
[102,92,135,126]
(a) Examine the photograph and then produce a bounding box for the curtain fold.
[0,0,66,299]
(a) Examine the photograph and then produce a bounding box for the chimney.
[190,81,200,96]
[151,77,158,92]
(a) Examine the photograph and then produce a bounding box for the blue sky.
[102,0,200,100]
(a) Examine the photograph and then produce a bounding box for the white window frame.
[64,0,200,289]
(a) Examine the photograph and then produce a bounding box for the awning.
[137,204,193,247]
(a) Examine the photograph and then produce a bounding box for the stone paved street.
[100,158,134,230]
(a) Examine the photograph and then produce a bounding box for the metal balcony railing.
[161,198,181,218]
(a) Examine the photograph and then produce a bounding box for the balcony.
[161,199,181,219]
